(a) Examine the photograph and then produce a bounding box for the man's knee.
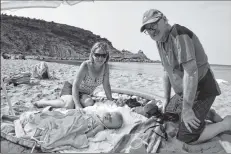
[176,121,205,144]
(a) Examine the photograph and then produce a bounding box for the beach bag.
[32,62,50,79]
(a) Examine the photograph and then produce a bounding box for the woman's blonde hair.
[89,41,110,63]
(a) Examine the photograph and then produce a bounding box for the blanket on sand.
[2,101,155,153]
[14,109,89,152]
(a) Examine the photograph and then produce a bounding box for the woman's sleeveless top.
[79,61,105,94]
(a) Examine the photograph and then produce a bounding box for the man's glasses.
[94,53,107,58]
[143,18,161,35]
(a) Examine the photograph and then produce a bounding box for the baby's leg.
[80,94,94,107]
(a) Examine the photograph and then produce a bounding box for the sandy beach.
[1,59,230,117]
[1,59,231,153]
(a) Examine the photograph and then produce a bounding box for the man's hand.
[182,108,200,133]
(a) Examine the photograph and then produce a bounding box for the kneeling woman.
[35,42,113,109]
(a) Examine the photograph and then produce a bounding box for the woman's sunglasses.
[94,53,107,58]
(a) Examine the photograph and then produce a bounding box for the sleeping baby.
[18,108,124,140]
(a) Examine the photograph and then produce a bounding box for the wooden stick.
[1,77,15,116]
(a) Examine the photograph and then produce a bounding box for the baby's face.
[102,112,123,129]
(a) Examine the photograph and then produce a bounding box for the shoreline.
[42,59,231,67]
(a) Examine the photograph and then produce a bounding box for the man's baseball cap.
[140,9,163,32]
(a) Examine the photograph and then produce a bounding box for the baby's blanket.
[14,109,90,152]
[60,101,147,153]
[14,101,147,153]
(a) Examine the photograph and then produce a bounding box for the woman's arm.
[103,64,113,100]
[72,61,87,109]
[86,124,104,138]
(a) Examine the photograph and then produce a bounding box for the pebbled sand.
[1,59,231,153]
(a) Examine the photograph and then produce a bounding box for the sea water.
[108,62,231,83]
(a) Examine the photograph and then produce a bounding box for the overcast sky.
[3,1,231,65]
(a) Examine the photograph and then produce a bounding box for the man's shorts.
[165,69,220,143]
[166,94,216,143]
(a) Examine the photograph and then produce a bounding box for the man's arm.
[182,59,198,110]
[72,62,87,109]
[175,32,201,132]
[103,64,113,100]
[163,70,171,112]
[182,59,200,132]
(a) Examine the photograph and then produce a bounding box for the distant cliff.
[1,14,155,62]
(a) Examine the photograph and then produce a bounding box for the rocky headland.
[1,14,161,63]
